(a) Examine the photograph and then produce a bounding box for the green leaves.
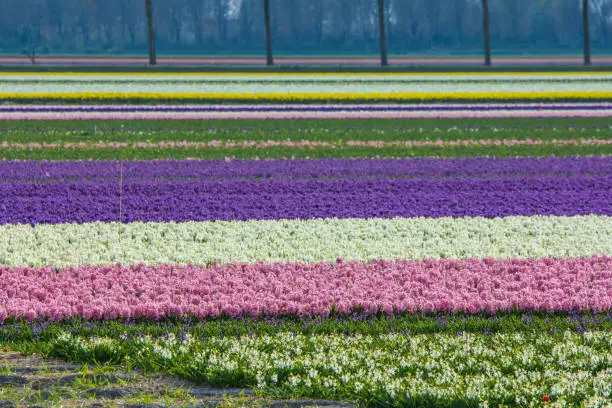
[40,329,612,407]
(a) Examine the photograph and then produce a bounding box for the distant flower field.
[3,72,612,102]
[0,72,610,407]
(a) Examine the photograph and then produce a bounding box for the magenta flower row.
[1,256,609,321]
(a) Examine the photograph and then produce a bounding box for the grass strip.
[1,312,609,344]
[2,144,610,161]
[0,116,611,132]
[2,118,611,145]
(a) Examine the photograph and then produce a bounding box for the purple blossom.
[1,175,610,224]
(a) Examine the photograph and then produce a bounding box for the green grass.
[1,117,610,161]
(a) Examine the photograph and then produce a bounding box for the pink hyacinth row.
[3,109,612,120]
[2,139,611,150]
[0,256,610,321]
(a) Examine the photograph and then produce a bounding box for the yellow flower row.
[1,91,612,100]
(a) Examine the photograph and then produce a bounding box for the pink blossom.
[0,256,609,321]
[1,138,611,151]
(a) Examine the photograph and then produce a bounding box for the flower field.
[0,72,611,407]
[3,72,612,102]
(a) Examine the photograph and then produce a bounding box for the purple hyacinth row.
[1,176,610,224]
[1,157,610,182]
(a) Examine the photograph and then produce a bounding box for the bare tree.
[263,0,274,66]
[482,0,491,66]
[145,0,157,65]
[23,26,39,64]
[377,0,388,66]
[583,0,591,65]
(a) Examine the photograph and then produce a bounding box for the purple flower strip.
[1,176,610,224]
[1,157,610,182]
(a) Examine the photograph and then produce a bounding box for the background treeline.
[1,0,611,55]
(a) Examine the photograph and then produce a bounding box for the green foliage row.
[1,117,610,160]
[1,311,608,346]
[16,320,610,407]
[1,117,610,137]
[1,145,609,161]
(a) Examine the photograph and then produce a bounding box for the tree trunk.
[482,0,491,66]
[193,4,203,47]
[145,0,157,65]
[315,0,324,47]
[263,0,273,66]
[240,0,252,49]
[583,0,591,65]
[377,0,388,66]
[217,0,227,47]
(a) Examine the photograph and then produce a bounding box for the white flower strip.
[3,110,611,120]
[3,73,612,82]
[54,330,612,405]
[0,215,609,268]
